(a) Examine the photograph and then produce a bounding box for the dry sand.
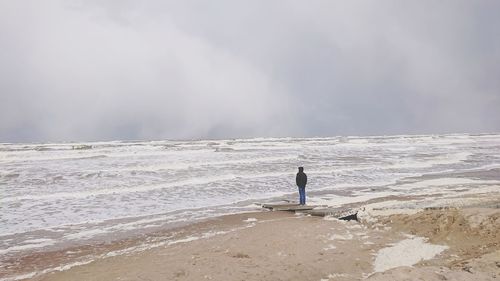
[7,190,500,281]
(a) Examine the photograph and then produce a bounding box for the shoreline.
[2,188,498,281]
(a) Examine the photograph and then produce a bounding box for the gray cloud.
[1,1,499,142]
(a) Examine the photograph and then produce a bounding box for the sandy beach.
[2,136,500,281]
[18,187,497,281]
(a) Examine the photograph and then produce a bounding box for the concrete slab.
[302,208,358,221]
[260,203,357,220]
[271,205,317,211]
[261,203,300,210]
[261,203,320,212]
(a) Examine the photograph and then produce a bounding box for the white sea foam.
[64,229,110,240]
[307,191,399,208]
[395,177,498,190]
[0,272,37,281]
[127,155,298,172]
[0,239,56,255]
[373,236,448,272]
[357,204,422,224]
[387,151,471,170]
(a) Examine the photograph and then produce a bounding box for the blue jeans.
[298,186,306,205]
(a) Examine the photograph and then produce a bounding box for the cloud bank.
[1,1,499,142]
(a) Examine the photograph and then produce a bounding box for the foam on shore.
[373,236,448,272]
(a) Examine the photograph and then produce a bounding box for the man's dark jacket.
[296,171,307,187]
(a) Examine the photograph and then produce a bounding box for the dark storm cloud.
[1,1,499,142]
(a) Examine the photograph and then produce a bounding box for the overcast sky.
[1,1,500,142]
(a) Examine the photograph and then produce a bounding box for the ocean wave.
[71,144,93,150]
[214,147,235,152]
[0,153,108,163]
[0,238,56,255]
[0,173,279,202]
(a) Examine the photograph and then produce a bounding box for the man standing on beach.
[296,167,307,205]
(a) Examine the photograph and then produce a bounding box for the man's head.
[298,167,304,172]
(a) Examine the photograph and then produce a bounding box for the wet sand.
[24,191,498,281]
[37,211,401,281]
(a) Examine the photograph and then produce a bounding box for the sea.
[1,134,500,279]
